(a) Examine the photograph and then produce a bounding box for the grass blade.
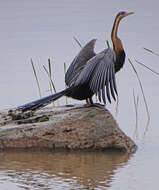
[64,62,67,75]
[133,90,139,138]
[43,64,56,93]
[64,62,68,105]
[128,58,150,133]
[135,60,159,76]
[48,59,52,77]
[115,95,119,117]
[143,47,159,56]
[73,36,82,48]
[106,40,110,48]
[48,59,53,94]
[31,59,42,98]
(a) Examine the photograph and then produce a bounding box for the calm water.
[0,0,159,189]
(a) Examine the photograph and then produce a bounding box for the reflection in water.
[0,151,133,190]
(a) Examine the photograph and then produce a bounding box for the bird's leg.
[86,98,93,105]
[85,97,94,107]
[89,97,94,104]
[86,98,90,104]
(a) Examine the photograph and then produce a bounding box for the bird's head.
[116,11,134,20]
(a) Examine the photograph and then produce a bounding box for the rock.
[0,104,137,152]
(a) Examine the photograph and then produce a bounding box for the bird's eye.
[120,11,126,15]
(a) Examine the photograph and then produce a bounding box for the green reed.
[43,59,56,94]
[143,47,159,56]
[133,89,139,138]
[64,62,68,105]
[135,60,159,76]
[106,40,110,48]
[73,36,82,48]
[128,58,150,133]
[31,59,42,98]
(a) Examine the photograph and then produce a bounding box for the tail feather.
[18,87,73,112]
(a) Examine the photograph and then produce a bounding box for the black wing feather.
[75,48,117,103]
[102,87,106,104]
[98,63,108,103]
[112,66,118,95]
[65,39,96,87]
[106,66,111,103]
[94,62,105,93]
[109,68,116,101]
[101,65,109,104]
[98,89,102,102]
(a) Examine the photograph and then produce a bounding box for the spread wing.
[65,39,96,87]
[75,48,118,104]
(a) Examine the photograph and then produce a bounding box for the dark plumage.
[18,11,133,112]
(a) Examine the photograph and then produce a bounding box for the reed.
[135,60,159,76]
[106,40,110,48]
[43,59,57,94]
[64,62,68,105]
[31,59,42,98]
[133,89,139,138]
[128,58,150,133]
[73,36,82,48]
[143,47,159,56]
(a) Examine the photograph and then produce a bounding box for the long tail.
[18,87,74,112]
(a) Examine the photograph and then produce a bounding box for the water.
[0,0,159,189]
[0,151,132,190]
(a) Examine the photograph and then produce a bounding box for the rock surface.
[0,104,137,152]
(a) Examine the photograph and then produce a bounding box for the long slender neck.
[111,15,123,56]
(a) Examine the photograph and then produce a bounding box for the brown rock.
[0,104,137,152]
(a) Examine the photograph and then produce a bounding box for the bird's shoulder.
[97,47,116,62]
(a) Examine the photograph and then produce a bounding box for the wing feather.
[109,67,116,101]
[65,39,96,86]
[75,48,118,104]
[106,66,111,103]
[100,65,109,104]
[102,86,106,104]
[91,64,101,93]
[93,61,106,93]
[98,61,107,89]
[98,89,102,102]
[99,63,108,104]
[112,66,118,95]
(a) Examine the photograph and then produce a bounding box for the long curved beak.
[125,12,134,17]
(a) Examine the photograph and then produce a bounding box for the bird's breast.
[114,50,126,73]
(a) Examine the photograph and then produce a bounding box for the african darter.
[18,11,134,112]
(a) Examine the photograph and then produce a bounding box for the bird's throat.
[111,15,124,56]
[113,38,123,57]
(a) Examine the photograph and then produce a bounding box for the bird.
[18,11,134,112]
